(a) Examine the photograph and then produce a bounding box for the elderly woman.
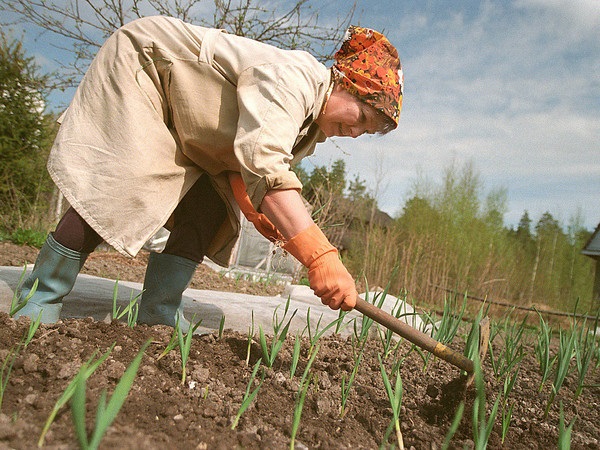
[14,16,403,331]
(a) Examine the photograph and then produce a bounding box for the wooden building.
[582,223,600,311]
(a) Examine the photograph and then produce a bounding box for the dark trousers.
[53,175,227,263]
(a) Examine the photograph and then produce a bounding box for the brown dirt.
[1,242,599,449]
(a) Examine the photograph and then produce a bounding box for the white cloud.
[513,0,600,38]
[309,1,599,228]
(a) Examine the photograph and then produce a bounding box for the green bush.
[9,228,47,247]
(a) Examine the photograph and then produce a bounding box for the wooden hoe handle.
[354,297,475,374]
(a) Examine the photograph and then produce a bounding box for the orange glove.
[229,173,285,243]
[283,224,357,311]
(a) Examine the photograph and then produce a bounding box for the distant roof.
[582,223,600,257]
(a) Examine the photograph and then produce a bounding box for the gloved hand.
[283,224,357,311]
[229,173,285,243]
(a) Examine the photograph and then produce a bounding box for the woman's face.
[314,85,380,138]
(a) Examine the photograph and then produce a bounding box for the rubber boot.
[13,233,88,323]
[137,252,198,333]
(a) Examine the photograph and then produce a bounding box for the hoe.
[355,297,490,388]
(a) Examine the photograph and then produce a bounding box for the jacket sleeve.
[233,62,323,210]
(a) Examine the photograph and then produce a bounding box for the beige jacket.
[48,16,329,266]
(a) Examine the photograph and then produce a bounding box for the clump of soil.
[1,243,599,449]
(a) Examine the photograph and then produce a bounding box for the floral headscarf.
[333,26,403,127]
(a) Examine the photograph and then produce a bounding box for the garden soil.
[0,242,599,449]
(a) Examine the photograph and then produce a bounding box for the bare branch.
[0,0,355,92]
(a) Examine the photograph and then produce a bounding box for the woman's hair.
[371,106,397,135]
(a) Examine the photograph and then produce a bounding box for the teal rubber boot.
[13,233,88,323]
[137,252,198,333]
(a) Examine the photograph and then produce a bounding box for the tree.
[0,31,56,231]
[306,159,347,199]
[516,211,532,242]
[0,0,355,91]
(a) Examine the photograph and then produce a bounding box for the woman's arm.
[260,187,357,311]
[259,189,315,239]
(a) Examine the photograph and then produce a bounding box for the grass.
[7,228,47,247]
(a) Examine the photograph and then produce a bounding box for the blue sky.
[14,0,600,230]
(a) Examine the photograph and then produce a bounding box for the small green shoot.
[290,373,312,450]
[290,344,319,449]
[557,402,576,450]
[289,332,303,379]
[156,321,180,361]
[0,346,19,413]
[354,285,387,344]
[246,311,255,366]
[304,307,343,357]
[22,310,42,347]
[501,401,514,444]
[441,401,464,450]
[378,294,407,360]
[534,309,556,392]
[574,311,598,398]
[501,367,519,404]
[432,293,467,344]
[472,351,500,450]
[38,344,116,447]
[71,340,151,450]
[10,265,38,317]
[218,315,226,340]
[231,358,264,430]
[489,315,527,378]
[259,300,297,368]
[340,341,363,418]
[464,308,485,372]
[545,328,576,417]
[110,280,140,328]
[178,314,202,385]
[379,355,404,449]
[334,307,350,334]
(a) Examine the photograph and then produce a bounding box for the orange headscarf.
[333,26,403,127]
